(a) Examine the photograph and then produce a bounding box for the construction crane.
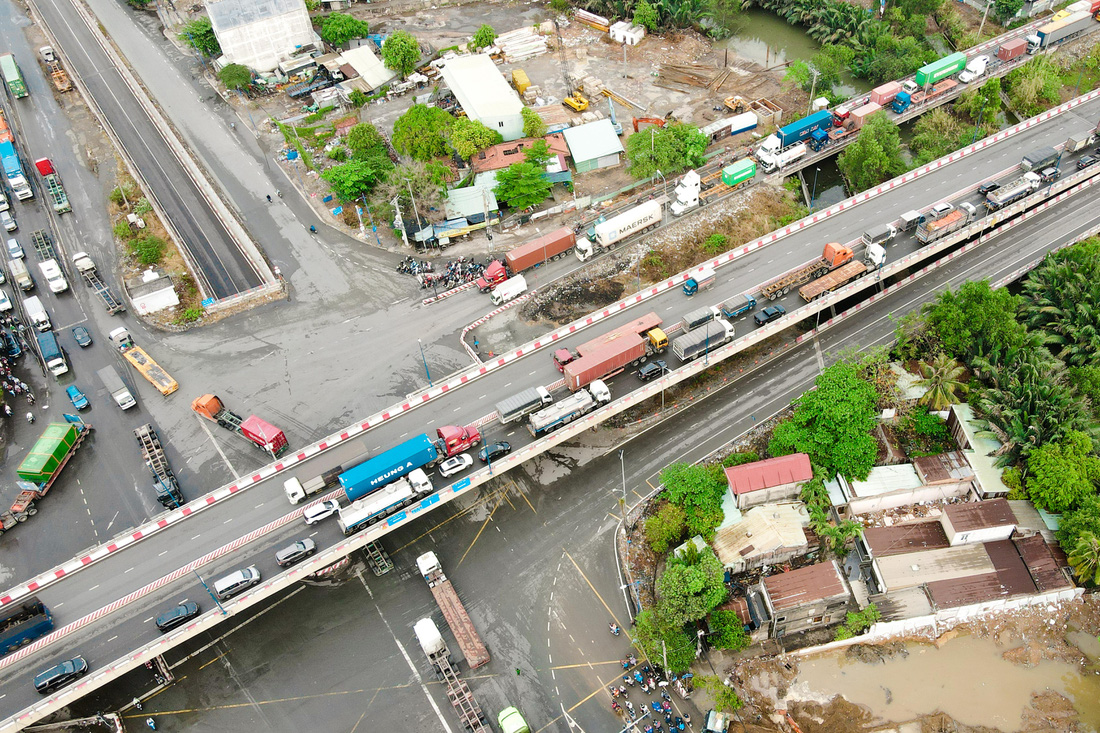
[553,19,588,112]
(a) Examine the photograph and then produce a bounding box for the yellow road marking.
[198,651,226,671]
[457,487,509,568]
[563,549,621,627]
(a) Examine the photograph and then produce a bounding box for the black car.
[637,360,668,381]
[478,441,512,463]
[33,656,89,693]
[71,325,92,347]
[754,305,786,326]
[275,538,317,567]
[1077,155,1098,170]
[1,329,20,358]
[977,181,1000,195]
[155,601,200,632]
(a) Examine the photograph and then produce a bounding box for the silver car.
[213,566,261,600]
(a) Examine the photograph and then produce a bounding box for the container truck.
[984,172,1040,210]
[72,252,125,314]
[1021,146,1059,173]
[495,386,553,424]
[416,551,491,669]
[916,201,978,242]
[915,52,967,86]
[35,331,67,377]
[339,428,480,502]
[134,423,184,508]
[869,81,901,106]
[337,469,433,535]
[33,159,70,214]
[414,617,488,730]
[849,102,882,129]
[567,311,666,363]
[0,53,27,99]
[681,305,721,332]
[798,244,886,301]
[721,158,756,188]
[899,210,922,232]
[504,227,575,272]
[489,274,527,306]
[669,170,701,216]
[996,38,1028,62]
[757,142,807,174]
[958,55,989,84]
[528,379,610,436]
[761,242,855,300]
[576,201,662,261]
[1027,10,1096,53]
[191,394,289,457]
[0,140,32,200]
[0,419,91,534]
[475,260,507,292]
[683,266,715,296]
[284,458,364,504]
[756,110,833,158]
[721,294,756,320]
[564,329,666,391]
[0,596,53,657]
[672,318,734,361]
[23,295,50,331]
[109,327,178,395]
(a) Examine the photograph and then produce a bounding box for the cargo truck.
[683,266,715,296]
[916,201,978,242]
[891,79,958,113]
[1064,134,1095,153]
[72,252,125,314]
[1027,10,1096,52]
[669,170,701,216]
[489,274,527,306]
[0,53,27,99]
[339,427,480,502]
[958,55,989,84]
[191,394,289,457]
[10,258,33,291]
[0,596,53,657]
[504,227,575,272]
[756,109,833,159]
[564,331,665,391]
[528,379,610,436]
[284,459,364,504]
[1020,146,1059,172]
[699,158,756,201]
[0,419,91,534]
[681,305,721,332]
[0,140,32,200]
[996,38,1028,62]
[862,224,897,247]
[109,327,178,395]
[576,201,662,261]
[798,243,886,301]
[495,386,553,424]
[557,311,667,369]
[416,551,490,669]
[98,365,137,409]
[672,318,734,361]
[757,142,807,173]
[915,52,967,86]
[23,295,50,331]
[33,159,70,214]
[35,331,67,377]
[899,210,922,232]
[984,172,1040,210]
[721,294,757,320]
[337,468,433,535]
[761,242,854,301]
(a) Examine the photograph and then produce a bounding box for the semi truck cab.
[434,425,481,457]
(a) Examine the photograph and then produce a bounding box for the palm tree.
[1069,532,1100,586]
[915,354,966,410]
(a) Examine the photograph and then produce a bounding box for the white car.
[0,290,11,312]
[438,453,473,478]
[302,499,339,525]
[39,259,69,293]
[6,238,23,259]
[0,211,15,233]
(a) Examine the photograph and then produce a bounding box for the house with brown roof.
[940,498,1016,546]
[725,454,812,510]
[834,451,975,515]
[760,561,854,638]
[470,133,569,173]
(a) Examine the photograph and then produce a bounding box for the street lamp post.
[418,338,433,387]
[704,320,712,366]
[193,570,228,616]
[810,167,820,210]
[618,449,627,506]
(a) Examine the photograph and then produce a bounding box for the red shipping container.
[241,415,288,456]
[564,336,646,391]
[869,81,901,106]
[505,227,576,273]
[996,38,1028,62]
[577,311,662,356]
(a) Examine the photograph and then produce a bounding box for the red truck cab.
[476,261,508,292]
[435,425,482,457]
[553,348,576,372]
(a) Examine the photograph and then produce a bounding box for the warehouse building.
[207,0,313,73]
[440,55,525,142]
[563,119,624,173]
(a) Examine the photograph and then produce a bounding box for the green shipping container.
[721,159,755,187]
[17,424,79,484]
[0,53,27,99]
[915,52,967,87]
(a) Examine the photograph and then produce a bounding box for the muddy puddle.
[788,635,1100,731]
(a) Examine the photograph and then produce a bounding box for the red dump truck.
[191,394,289,457]
[505,227,576,273]
[416,551,490,669]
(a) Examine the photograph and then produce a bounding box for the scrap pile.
[657,63,732,94]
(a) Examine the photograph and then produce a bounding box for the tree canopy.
[838,114,907,192]
[450,118,503,160]
[471,24,497,49]
[392,105,454,161]
[659,463,727,538]
[346,123,387,160]
[633,0,659,31]
[382,30,420,78]
[321,159,390,201]
[1025,431,1100,513]
[320,12,369,46]
[218,63,252,91]
[179,18,221,57]
[625,122,707,179]
[373,160,449,224]
[631,610,696,674]
[655,547,727,627]
[521,107,548,139]
[924,280,1025,361]
[493,161,552,210]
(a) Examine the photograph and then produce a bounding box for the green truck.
[0,53,27,99]
[0,419,91,535]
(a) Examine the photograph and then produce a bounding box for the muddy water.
[791,635,1100,731]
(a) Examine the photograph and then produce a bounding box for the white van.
[22,295,50,331]
[38,259,69,293]
[490,275,528,306]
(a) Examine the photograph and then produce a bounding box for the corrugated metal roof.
[208,0,303,31]
[338,47,393,91]
[439,54,522,122]
[871,586,933,621]
[863,522,949,557]
[762,560,848,611]
[985,539,1036,596]
[846,463,922,498]
[724,453,812,496]
[1014,534,1073,591]
[913,451,974,485]
[445,187,499,219]
[943,498,1016,532]
[712,503,809,568]
[876,543,995,591]
[927,572,1006,609]
[562,119,624,163]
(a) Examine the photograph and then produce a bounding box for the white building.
[207,0,313,73]
[440,54,524,142]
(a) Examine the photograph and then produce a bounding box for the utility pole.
[977,0,993,38]
[806,66,821,116]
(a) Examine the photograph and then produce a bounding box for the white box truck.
[490,275,527,306]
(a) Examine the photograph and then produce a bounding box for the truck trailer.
[756,110,833,157]
[672,318,734,361]
[495,386,553,424]
[191,394,289,457]
[489,275,527,306]
[1,419,91,534]
[505,227,575,272]
[1027,10,1096,52]
[761,242,854,300]
[757,142,807,173]
[337,469,433,535]
[916,201,979,242]
[416,551,491,669]
[798,244,886,301]
[339,428,480,502]
[915,52,967,86]
[558,311,667,368]
[413,618,488,731]
[109,327,178,395]
[528,380,610,436]
[1020,146,1059,172]
[72,252,125,314]
[985,172,1041,210]
[0,53,27,99]
[577,201,662,261]
[0,140,32,200]
[33,159,70,214]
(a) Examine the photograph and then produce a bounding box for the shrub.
[134,197,153,215]
[709,610,750,651]
[703,233,728,254]
[721,451,758,468]
[128,234,166,265]
[327,146,349,161]
[112,220,134,241]
[550,0,570,11]
[645,502,687,554]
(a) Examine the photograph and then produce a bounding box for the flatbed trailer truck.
[417,552,490,669]
[134,423,184,508]
[798,244,886,301]
[414,618,488,731]
[72,252,125,314]
[34,159,70,214]
[109,327,179,396]
[760,242,854,300]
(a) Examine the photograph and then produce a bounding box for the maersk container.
[775,109,834,149]
[17,423,80,484]
[914,52,967,86]
[339,434,439,502]
[721,158,755,187]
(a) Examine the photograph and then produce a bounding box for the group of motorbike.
[396,256,492,291]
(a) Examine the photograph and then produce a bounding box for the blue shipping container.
[0,598,54,657]
[0,140,21,178]
[776,110,835,149]
[339,434,439,502]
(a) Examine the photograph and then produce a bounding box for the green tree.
[956,77,1002,128]
[382,30,420,78]
[625,122,708,179]
[1069,365,1100,420]
[708,610,750,651]
[1025,431,1100,513]
[1058,494,1100,554]
[862,33,935,85]
[924,280,1025,361]
[655,548,727,627]
[493,161,552,210]
[471,24,497,50]
[349,89,369,108]
[995,0,1024,19]
[320,12,369,46]
[1069,532,1100,585]
[450,117,503,160]
[704,233,729,254]
[392,104,454,160]
[521,107,548,139]
[1005,56,1062,117]
[910,107,967,165]
[695,675,744,712]
[659,463,727,537]
[217,63,252,91]
[633,0,659,31]
[321,159,389,200]
[645,502,687,554]
[373,160,449,224]
[128,234,165,265]
[916,354,967,409]
[524,139,552,168]
[837,114,907,192]
[769,363,879,481]
[346,122,386,159]
[833,604,881,640]
[178,18,221,57]
[631,610,696,674]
